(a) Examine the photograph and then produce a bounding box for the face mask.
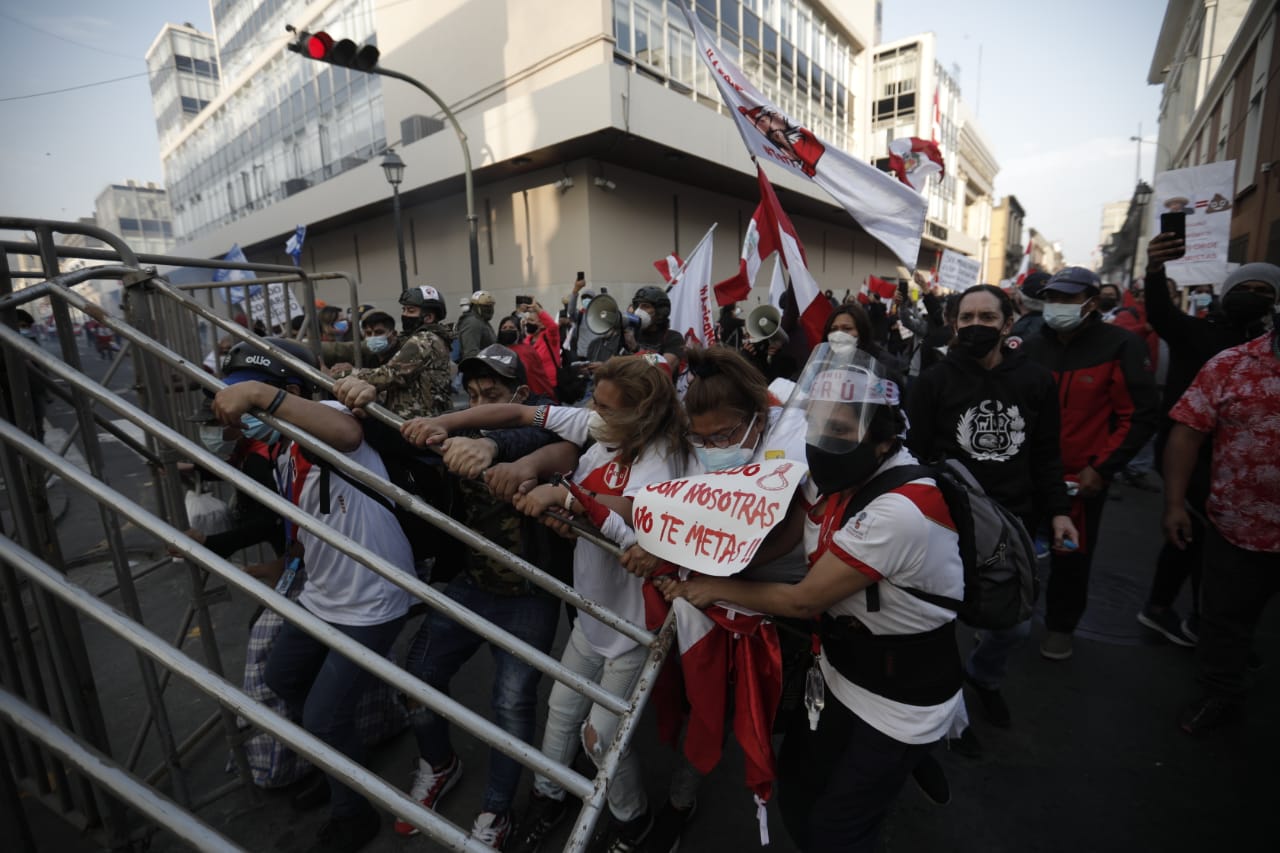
[523,324,539,337]
[240,414,281,445]
[954,324,1003,359]
[1043,302,1086,332]
[1098,297,1119,312]
[366,334,390,354]
[632,308,653,329]
[497,328,520,346]
[586,410,610,443]
[805,440,883,496]
[696,444,754,473]
[827,330,858,354]
[1221,290,1274,326]
[581,298,592,312]
[1022,296,1045,313]
[199,426,236,457]
[402,315,424,335]
[1189,292,1213,313]
[333,320,350,334]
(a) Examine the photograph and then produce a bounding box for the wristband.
[532,404,549,428]
[563,489,575,511]
[265,388,288,415]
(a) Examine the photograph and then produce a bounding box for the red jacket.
[1021,315,1160,478]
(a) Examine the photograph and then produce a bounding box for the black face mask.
[402,315,425,335]
[1098,297,1119,312]
[953,324,1003,359]
[805,440,884,496]
[1221,290,1274,326]
[523,324,539,337]
[497,328,520,346]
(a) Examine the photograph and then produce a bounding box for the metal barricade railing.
[0,219,675,852]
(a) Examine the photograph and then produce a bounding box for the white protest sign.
[633,458,808,577]
[937,249,981,292]
[1152,160,1236,287]
[243,283,303,330]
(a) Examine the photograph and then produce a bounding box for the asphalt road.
[11,338,1277,852]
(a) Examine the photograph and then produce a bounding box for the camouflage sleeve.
[352,331,444,390]
[321,340,357,366]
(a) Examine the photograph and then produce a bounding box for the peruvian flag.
[713,199,781,306]
[654,253,683,284]
[680,4,926,270]
[1015,239,1034,284]
[867,275,898,300]
[887,137,945,192]
[666,226,718,347]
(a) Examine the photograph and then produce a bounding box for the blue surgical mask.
[366,334,390,354]
[199,426,236,457]
[333,320,350,334]
[240,414,280,445]
[696,444,754,472]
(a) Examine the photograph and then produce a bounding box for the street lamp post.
[1127,181,1154,286]
[381,149,409,293]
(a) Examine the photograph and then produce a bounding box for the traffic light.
[287,29,380,72]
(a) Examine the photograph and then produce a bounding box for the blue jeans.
[405,573,560,814]
[965,620,1031,690]
[264,613,406,817]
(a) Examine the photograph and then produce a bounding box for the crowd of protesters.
[165,225,1277,853]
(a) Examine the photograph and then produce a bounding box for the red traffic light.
[306,32,334,60]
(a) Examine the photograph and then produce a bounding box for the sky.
[0,0,1167,266]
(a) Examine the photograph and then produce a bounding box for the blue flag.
[213,244,259,303]
[285,225,306,266]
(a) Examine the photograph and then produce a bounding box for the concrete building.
[1028,227,1064,276]
[145,23,221,150]
[869,32,999,272]
[1094,199,1130,270]
[1149,0,1279,268]
[985,194,1025,284]
[157,1,973,315]
[93,182,176,256]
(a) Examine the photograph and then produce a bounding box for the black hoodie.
[906,345,1070,525]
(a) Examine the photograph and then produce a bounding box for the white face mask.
[586,409,610,443]
[366,334,390,354]
[199,426,236,457]
[827,330,859,354]
[1043,302,1086,332]
[632,308,654,329]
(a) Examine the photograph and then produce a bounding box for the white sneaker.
[471,811,512,849]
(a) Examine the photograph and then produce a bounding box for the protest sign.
[633,458,808,577]
[243,283,303,330]
[1152,160,1236,287]
[938,249,981,292]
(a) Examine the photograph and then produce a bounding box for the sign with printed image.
[1152,160,1236,287]
[633,458,807,577]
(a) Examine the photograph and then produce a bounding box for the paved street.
[12,339,1277,852]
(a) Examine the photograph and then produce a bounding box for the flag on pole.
[867,275,898,300]
[713,200,782,306]
[666,226,718,347]
[212,244,257,303]
[887,137,945,192]
[654,253,683,284]
[679,4,926,270]
[1015,239,1033,284]
[285,225,307,266]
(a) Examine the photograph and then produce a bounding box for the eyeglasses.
[688,413,756,449]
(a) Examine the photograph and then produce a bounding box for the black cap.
[459,344,526,386]
[1021,271,1051,298]
[1043,266,1101,297]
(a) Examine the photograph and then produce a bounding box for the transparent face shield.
[781,342,901,456]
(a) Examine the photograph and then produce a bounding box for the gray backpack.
[840,458,1038,630]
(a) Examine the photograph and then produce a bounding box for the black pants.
[1044,488,1109,633]
[1146,452,1209,613]
[777,697,932,853]
[1197,525,1280,698]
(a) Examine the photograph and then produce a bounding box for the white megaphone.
[745,304,787,344]
[585,293,621,335]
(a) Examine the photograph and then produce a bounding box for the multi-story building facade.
[1028,227,1064,276]
[984,194,1025,285]
[93,182,176,256]
[146,23,222,150]
[164,1,979,314]
[1149,0,1278,269]
[1094,199,1130,272]
[869,32,999,272]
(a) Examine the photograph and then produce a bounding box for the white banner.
[937,249,981,292]
[633,458,807,577]
[243,283,303,330]
[1152,160,1236,287]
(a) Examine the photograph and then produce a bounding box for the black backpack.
[838,458,1038,630]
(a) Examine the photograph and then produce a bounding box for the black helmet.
[632,285,671,324]
[221,337,319,392]
[399,285,447,322]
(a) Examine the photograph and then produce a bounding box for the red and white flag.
[713,199,781,307]
[654,253,683,284]
[1015,239,1033,284]
[888,137,945,192]
[681,5,926,270]
[667,226,718,347]
[867,275,898,300]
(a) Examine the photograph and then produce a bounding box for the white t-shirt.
[545,406,686,658]
[805,447,967,744]
[280,401,414,627]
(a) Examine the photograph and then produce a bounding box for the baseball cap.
[459,344,526,385]
[1020,271,1051,298]
[1042,266,1101,296]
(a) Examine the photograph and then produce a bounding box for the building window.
[1239,90,1263,191]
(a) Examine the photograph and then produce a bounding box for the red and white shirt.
[1169,333,1280,553]
[804,448,967,744]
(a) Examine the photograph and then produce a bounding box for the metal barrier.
[0,219,674,852]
